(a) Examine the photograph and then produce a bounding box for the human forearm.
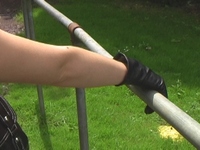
[0,29,168,114]
[0,30,127,87]
[54,46,127,87]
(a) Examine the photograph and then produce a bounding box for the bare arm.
[0,29,168,114]
[0,29,127,87]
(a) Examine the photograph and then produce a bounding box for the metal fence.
[22,0,200,149]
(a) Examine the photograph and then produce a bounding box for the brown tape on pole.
[68,22,80,34]
[68,22,81,45]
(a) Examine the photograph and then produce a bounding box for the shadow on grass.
[35,102,53,150]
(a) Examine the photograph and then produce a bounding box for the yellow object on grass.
[158,125,183,141]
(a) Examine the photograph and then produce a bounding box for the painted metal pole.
[29,1,89,150]
[73,26,200,150]
[22,0,46,117]
[71,27,200,149]
[128,86,200,148]
[30,0,200,148]
[33,0,111,57]
[33,0,73,26]
[69,23,90,150]
[75,88,89,150]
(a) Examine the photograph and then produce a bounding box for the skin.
[0,29,127,88]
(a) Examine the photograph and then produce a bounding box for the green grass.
[2,0,200,149]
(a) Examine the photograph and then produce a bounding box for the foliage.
[148,0,188,6]
[116,0,200,7]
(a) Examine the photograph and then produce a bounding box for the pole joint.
[68,22,81,46]
[68,22,80,34]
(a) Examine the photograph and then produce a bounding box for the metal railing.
[22,0,200,149]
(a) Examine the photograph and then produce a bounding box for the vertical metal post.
[68,23,89,150]
[76,88,89,150]
[22,0,46,117]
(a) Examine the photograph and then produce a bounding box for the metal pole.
[28,0,200,148]
[73,27,200,149]
[71,27,200,149]
[129,86,200,149]
[33,0,112,57]
[68,23,89,150]
[33,0,73,26]
[22,0,35,39]
[75,89,89,150]
[22,0,46,117]
[24,1,89,149]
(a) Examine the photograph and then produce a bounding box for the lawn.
[2,0,200,149]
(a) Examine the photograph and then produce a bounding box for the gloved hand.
[114,52,168,114]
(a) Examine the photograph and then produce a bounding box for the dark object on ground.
[0,96,29,150]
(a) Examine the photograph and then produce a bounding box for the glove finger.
[158,81,168,98]
[144,105,154,114]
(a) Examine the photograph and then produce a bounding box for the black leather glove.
[114,52,168,114]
